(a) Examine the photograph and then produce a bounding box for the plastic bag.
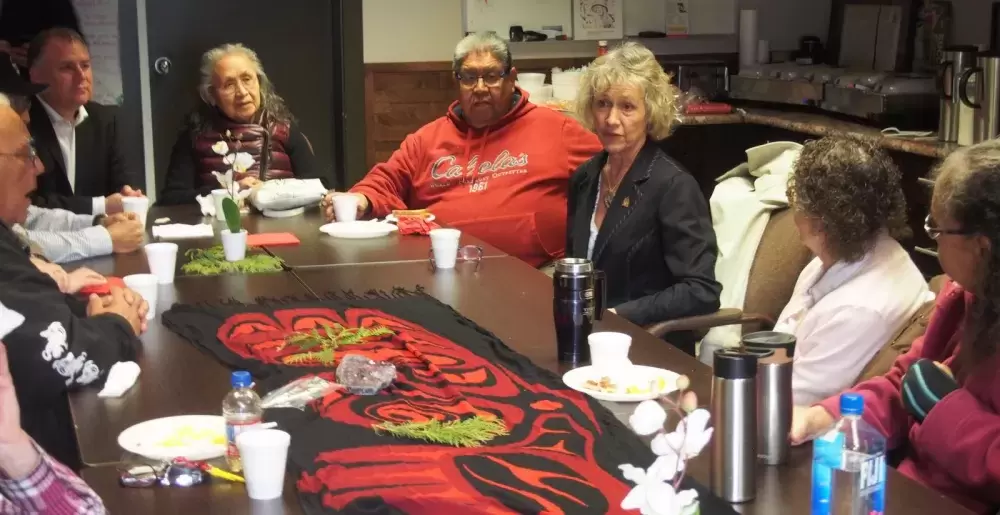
[250,178,327,212]
[260,375,342,410]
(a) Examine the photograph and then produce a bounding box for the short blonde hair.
[574,42,678,140]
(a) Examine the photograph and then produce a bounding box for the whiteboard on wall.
[463,0,573,39]
[72,0,123,105]
[624,0,736,36]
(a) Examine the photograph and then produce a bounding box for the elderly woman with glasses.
[777,135,931,406]
[159,43,324,205]
[565,42,721,356]
[792,139,1000,514]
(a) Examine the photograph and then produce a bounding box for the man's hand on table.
[0,343,41,480]
[65,267,107,295]
[87,286,149,335]
[105,186,145,215]
[322,191,370,222]
[106,217,145,254]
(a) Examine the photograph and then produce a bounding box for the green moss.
[180,246,284,276]
[373,416,509,448]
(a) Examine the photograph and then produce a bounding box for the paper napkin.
[98,361,141,398]
[151,223,214,240]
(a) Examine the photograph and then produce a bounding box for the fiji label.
[857,453,886,514]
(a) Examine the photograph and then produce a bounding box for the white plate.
[319,221,399,239]
[562,365,680,402]
[118,415,227,461]
[385,213,436,223]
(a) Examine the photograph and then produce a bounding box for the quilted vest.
[192,114,293,187]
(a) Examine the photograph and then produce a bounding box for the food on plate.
[157,426,226,448]
[391,209,432,220]
[583,376,617,393]
[583,375,668,395]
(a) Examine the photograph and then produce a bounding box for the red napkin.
[246,233,301,247]
[77,276,125,296]
[396,216,441,236]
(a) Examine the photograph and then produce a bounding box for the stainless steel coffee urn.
[939,46,979,142]
[959,52,1000,143]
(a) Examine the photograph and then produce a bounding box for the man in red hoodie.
[324,32,602,268]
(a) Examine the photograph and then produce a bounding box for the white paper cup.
[429,228,461,269]
[143,242,178,284]
[589,332,632,376]
[121,196,150,226]
[123,273,157,320]
[332,195,358,222]
[237,429,291,500]
[211,189,229,221]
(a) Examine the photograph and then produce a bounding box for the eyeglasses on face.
[924,214,971,240]
[0,141,39,165]
[456,69,508,88]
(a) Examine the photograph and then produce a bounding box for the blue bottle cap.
[231,371,252,388]
[840,392,864,416]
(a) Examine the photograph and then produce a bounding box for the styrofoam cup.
[211,189,229,221]
[143,242,178,284]
[237,429,291,500]
[121,196,150,226]
[123,273,157,320]
[429,228,461,269]
[589,332,632,376]
[332,194,358,222]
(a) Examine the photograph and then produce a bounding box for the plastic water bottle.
[222,370,262,472]
[811,393,887,515]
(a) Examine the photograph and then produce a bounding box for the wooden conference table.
[67,208,970,515]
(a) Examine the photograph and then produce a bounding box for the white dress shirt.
[36,97,105,215]
[19,206,113,263]
[774,231,934,406]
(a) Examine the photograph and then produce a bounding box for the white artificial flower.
[213,170,235,192]
[224,152,255,174]
[629,400,668,436]
[211,141,229,156]
[650,408,713,462]
[619,459,699,515]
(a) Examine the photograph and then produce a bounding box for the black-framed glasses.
[925,214,972,240]
[455,70,508,88]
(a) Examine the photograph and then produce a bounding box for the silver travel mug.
[755,347,793,465]
[710,349,757,503]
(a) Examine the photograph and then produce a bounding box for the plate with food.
[319,221,399,239]
[385,209,435,223]
[118,415,227,461]
[562,365,680,402]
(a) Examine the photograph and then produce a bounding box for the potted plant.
[620,376,711,515]
[220,197,246,262]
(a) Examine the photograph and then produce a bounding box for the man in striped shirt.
[0,302,106,514]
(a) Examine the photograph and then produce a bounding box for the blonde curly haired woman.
[565,42,720,356]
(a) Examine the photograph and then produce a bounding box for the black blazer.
[29,100,139,214]
[567,140,721,350]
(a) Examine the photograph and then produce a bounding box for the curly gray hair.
[452,32,512,73]
[197,43,292,125]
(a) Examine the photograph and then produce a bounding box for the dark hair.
[933,140,1000,374]
[787,135,909,262]
[27,28,87,70]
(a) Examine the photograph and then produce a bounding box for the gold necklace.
[601,164,626,209]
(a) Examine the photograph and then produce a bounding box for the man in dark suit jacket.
[27,28,142,215]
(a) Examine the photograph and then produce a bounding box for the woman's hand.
[790,405,835,445]
[238,177,262,189]
[65,268,107,295]
[87,287,148,335]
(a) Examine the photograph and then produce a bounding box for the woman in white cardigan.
[779,136,933,406]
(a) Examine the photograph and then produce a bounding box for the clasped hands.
[30,259,149,335]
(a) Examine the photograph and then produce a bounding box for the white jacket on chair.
[699,142,803,365]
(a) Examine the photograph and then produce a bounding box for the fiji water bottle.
[811,393,887,515]
[222,370,262,472]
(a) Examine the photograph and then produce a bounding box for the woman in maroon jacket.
[791,139,1000,514]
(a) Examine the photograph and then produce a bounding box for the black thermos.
[553,258,606,365]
